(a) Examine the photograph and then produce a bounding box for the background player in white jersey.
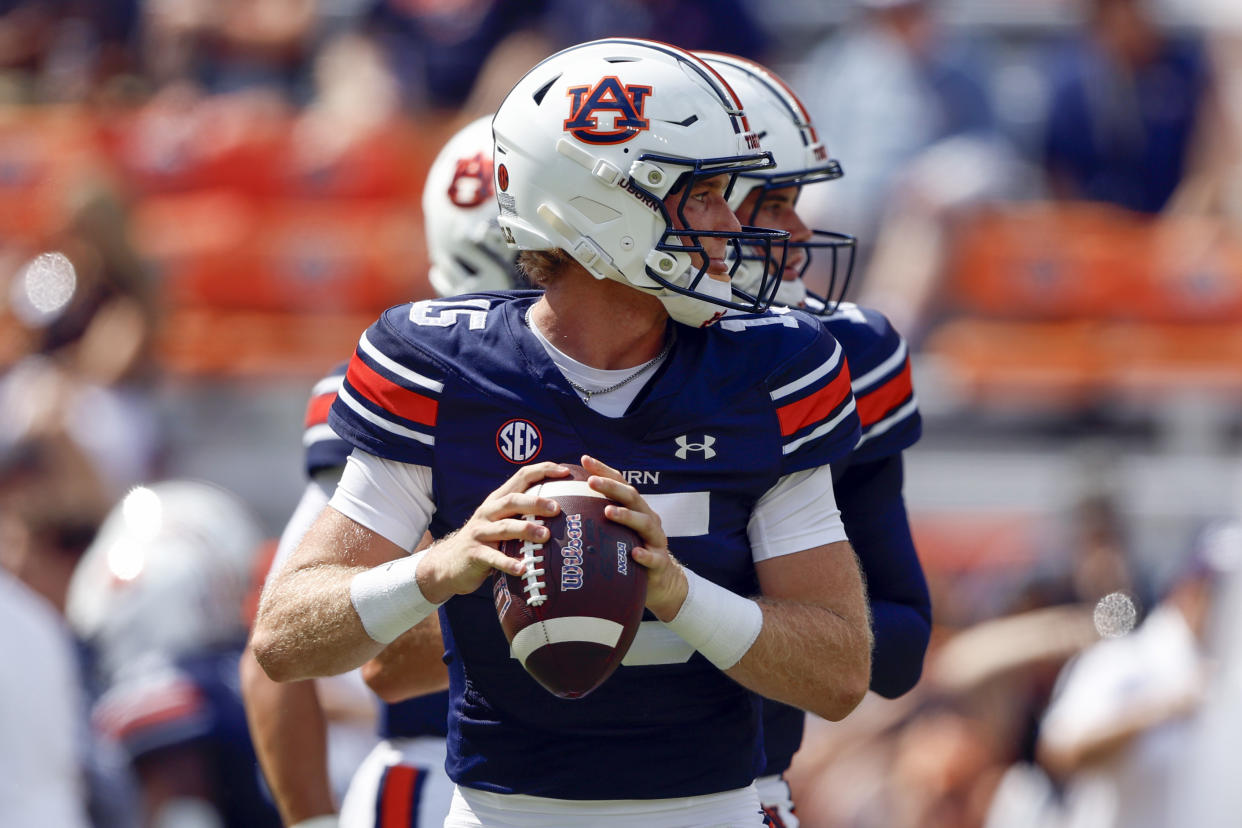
[251,38,872,827]
[698,52,932,828]
[66,480,282,828]
[240,114,521,828]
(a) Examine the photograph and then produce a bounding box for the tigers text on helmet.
[65,480,264,685]
[491,38,789,327]
[697,52,857,312]
[424,115,522,296]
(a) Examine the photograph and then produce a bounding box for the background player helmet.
[491,37,789,327]
[423,115,522,296]
[698,52,857,311]
[66,480,264,683]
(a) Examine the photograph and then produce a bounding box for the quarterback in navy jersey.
[701,52,931,828]
[253,38,873,828]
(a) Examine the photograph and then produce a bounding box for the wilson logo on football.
[447,152,494,207]
[564,77,652,145]
[497,419,542,464]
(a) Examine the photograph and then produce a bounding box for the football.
[494,464,647,699]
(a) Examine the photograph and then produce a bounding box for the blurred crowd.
[4,1,1242,827]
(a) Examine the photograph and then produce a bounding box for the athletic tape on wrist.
[349,549,439,644]
[664,568,764,670]
[288,816,339,828]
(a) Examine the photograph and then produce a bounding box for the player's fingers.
[581,454,622,481]
[587,473,645,512]
[476,546,526,577]
[505,461,571,494]
[474,517,550,545]
[484,491,560,521]
[604,503,668,549]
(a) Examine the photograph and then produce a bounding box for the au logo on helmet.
[564,77,653,145]
[447,152,495,208]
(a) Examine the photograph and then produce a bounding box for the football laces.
[519,515,547,606]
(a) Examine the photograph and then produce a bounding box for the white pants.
[444,783,768,828]
[755,774,799,828]
[339,737,454,828]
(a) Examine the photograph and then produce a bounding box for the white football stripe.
[358,331,444,394]
[337,386,434,446]
[647,492,710,537]
[536,480,608,500]
[768,339,843,401]
[620,621,695,666]
[510,617,623,664]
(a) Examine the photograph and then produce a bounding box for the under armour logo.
[674,435,716,459]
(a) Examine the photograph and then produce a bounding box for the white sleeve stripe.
[851,338,908,393]
[358,331,445,394]
[781,397,857,455]
[310,375,345,397]
[856,396,919,447]
[646,491,711,537]
[301,423,340,447]
[337,386,435,446]
[768,339,843,401]
[535,480,608,500]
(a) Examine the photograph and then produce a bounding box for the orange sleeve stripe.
[776,364,853,437]
[303,393,335,428]
[108,697,205,742]
[346,358,438,427]
[856,362,913,426]
[379,765,419,828]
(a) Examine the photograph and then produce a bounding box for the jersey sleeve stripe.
[851,337,908,393]
[783,397,857,455]
[359,330,444,394]
[377,764,420,828]
[311,372,345,398]
[302,422,341,447]
[768,338,844,401]
[856,362,913,427]
[337,385,434,446]
[856,397,919,447]
[775,362,853,437]
[345,357,439,427]
[304,392,336,428]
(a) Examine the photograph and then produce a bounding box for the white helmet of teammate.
[698,53,857,311]
[66,480,264,683]
[424,115,521,296]
[491,38,789,327]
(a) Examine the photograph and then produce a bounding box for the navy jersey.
[300,363,450,741]
[90,645,282,828]
[328,293,860,799]
[760,301,931,776]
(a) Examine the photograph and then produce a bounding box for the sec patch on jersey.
[494,465,647,699]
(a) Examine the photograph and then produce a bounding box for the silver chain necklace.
[526,306,673,402]
[564,337,673,401]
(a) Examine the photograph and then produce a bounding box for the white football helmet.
[698,52,857,311]
[423,115,522,296]
[491,38,789,327]
[66,480,264,684]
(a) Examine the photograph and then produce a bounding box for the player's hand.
[416,462,569,604]
[580,454,689,622]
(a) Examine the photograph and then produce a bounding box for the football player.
[66,480,283,828]
[240,114,521,828]
[699,52,931,828]
[252,38,872,827]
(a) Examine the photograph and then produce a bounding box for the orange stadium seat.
[0,106,101,245]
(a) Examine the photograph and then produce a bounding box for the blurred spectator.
[789,0,1032,340]
[1041,0,1213,214]
[66,480,282,827]
[1026,520,1241,828]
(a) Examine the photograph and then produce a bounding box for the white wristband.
[289,817,338,828]
[349,549,440,644]
[664,568,764,670]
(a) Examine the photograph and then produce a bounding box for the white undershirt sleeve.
[747,464,847,563]
[328,450,435,553]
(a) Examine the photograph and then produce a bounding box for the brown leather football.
[494,464,647,699]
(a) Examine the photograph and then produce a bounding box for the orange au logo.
[496,163,509,192]
[564,77,653,145]
[448,152,494,208]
